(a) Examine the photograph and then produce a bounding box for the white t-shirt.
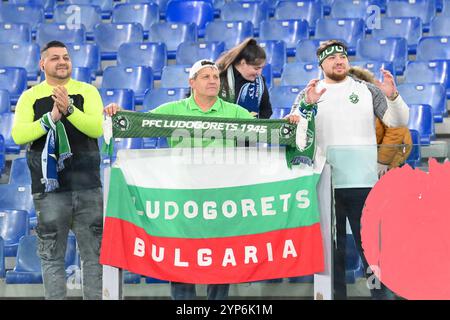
[292,76,389,188]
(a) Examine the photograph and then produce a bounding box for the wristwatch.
[67,98,75,115]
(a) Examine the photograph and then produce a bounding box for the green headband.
[318,45,348,65]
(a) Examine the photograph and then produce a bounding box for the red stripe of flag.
[100,217,324,284]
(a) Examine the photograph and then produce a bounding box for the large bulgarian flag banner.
[99,147,325,284]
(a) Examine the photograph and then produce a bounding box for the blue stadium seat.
[314,18,365,55]
[220,1,270,35]
[67,43,101,79]
[0,4,44,32]
[9,157,31,185]
[0,236,4,278]
[99,88,135,111]
[345,233,365,284]
[72,67,92,83]
[54,4,102,39]
[399,83,447,123]
[295,39,325,63]
[372,17,422,54]
[0,67,27,105]
[160,65,191,89]
[5,235,42,284]
[204,20,254,50]
[355,38,408,75]
[259,19,309,57]
[404,60,449,96]
[0,23,31,43]
[5,234,78,284]
[280,62,321,86]
[0,209,29,257]
[386,0,436,32]
[429,16,450,37]
[148,22,197,59]
[259,40,286,78]
[330,0,373,20]
[0,43,40,80]
[102,66,153,104]
[176,41,225,66]
[93,23,144,60]
[0,90,10,114]
[416,37,450,62]
[64,0,114,19]
[166,0,214,37]
[0,184,35,228]
[269,85,304,110]
[112,2,159,37]
[36,23,86,49]
[406,129,421,168]
[407,104,434,145]
[262,63,273,88]
[142,88,189,113]
[144,0,170,19]
[351,60,395,79]
[9,0,56,19]
[0,112,21,153]
[117,42,167,80]
[274,0,322,34]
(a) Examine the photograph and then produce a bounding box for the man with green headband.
[289,40,409,299]
[11,41,104,300]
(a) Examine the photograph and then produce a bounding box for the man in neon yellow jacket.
[12,41,104,300]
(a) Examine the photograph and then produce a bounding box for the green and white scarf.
[40,112,72,192]
[102,111,316,168]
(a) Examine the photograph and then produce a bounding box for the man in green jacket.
[104,59,257,300]
[12,41,104,300]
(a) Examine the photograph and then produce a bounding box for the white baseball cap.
[189,59,219,79]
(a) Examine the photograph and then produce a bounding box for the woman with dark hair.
[216,38,273,119]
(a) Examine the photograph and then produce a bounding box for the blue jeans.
[171,282,230,300]
[33,187,103,300]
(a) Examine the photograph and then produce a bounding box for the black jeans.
[333,188,395,300]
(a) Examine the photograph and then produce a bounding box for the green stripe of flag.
[106,168,321,239]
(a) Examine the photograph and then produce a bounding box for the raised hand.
[304,79,326,105]
[375,68,397,99]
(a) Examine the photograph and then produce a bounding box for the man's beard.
[51,71,71,80]
[325,70,347,82]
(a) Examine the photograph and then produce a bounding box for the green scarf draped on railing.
[103,111,316,168]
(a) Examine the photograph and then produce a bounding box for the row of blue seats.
[1,0,449,37]
[2,14,450,61]
[0,37,449,93]
[2,21,450,80]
